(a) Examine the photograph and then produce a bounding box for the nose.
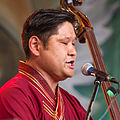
[68,45,77,57]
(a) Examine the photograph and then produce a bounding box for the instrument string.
[98,93,120,120]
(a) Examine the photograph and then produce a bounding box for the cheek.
[54,48,67,62]
[48,51,67,71]
[55,44,67,55]
[47,43,68,67]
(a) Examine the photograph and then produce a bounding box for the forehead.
[56,21,76,38]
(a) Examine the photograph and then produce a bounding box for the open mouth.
[66,60,75,69]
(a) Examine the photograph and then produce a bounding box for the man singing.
[0,9,93,120]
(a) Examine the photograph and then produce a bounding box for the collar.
[19,61,64,119]
[19,61,56,101]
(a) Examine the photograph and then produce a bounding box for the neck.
[25,59,58,95]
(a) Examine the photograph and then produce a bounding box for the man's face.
[38,21,77,81]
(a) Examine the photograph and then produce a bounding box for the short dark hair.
[21,9,75,59]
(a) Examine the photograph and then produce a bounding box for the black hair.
[21,9,75,59]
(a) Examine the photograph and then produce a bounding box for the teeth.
[67,61,74,65]
[68,61,72,63]
[66,60,74,65]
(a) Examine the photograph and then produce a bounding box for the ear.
[29,36,42,56]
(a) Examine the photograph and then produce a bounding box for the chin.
[68,74,74,78]
[60,70,74,80]
[59,74,73,81]
[66,72,74,78]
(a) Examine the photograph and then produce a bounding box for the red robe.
[0,61,93,120]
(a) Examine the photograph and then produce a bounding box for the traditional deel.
[0,61,93,120]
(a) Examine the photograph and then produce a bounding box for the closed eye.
[62,42,68,45]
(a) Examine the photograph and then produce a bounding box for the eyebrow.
[59,36,77,41]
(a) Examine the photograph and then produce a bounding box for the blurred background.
[0,0,120,119]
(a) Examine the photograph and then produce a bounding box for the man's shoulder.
[0,74,38,120]
[0,73,29,96]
